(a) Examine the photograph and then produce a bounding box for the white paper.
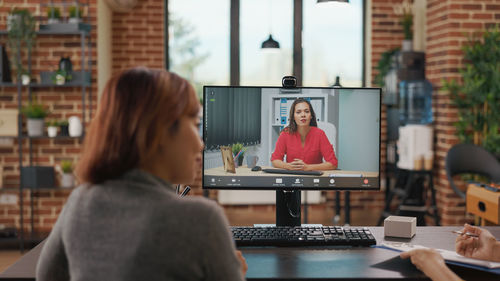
[381,242,500,269]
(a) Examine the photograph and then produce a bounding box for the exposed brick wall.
[0,0,98,234]
[2,0,498,237]
[426,0,500,225]
[111,0,164,72]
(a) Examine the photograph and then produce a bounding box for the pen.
[452,230,479,238]
[180,186,191,197]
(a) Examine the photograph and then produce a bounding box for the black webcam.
[282,76,297,88]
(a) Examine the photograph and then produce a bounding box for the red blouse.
[271,126,338,166]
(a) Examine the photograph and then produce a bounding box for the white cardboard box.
[384,215,416,238]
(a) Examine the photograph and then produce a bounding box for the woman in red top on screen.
[271,98,338,171]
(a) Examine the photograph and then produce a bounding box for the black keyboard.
[262,168,324,176]
[231,226,376,247]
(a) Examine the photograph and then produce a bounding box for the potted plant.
[21,101,50,137]
[68,6,83,24]
[59,120,69,136]
[60,160,74,188]
[442,27,500,159]
[46,120,59,137]
[51,69,67,85]
[232,142,245,167]
[394,0,413,51]
[7,8,36,85]
[47,7,61,24]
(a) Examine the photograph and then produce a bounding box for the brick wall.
[0,0,98,234]
[111,0,164,72]
[426,0,500,225]
[0,0,165,235]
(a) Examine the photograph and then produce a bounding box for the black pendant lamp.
[261,0,280,50]
[261,34,280,49]
[317,0,349,3]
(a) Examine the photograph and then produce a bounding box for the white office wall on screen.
[337,89,380,172]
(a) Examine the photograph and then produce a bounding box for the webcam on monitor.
[282,76,297,88]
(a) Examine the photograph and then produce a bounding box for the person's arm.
[203,203,245,281]
[456,224,500,262]
[271,133,290,169]
[290,159,335,171]
[400,249,463,281]
[36,204,70,281]
[272,159,293,170]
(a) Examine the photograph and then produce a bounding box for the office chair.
[445,143,500,199]
[316,121,348,224]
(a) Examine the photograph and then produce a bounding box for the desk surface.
[205,166,379,178]
[1,226,499,280]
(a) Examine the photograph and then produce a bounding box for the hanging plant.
[442,27,500,156]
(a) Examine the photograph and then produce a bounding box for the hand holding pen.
[454,224,500,262]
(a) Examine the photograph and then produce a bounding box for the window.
[168,0,230,98]
[240,0,293,86]
[167,0,365,88]
[303,0,364,86]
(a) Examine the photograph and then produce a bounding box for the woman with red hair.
[37,67,246,280]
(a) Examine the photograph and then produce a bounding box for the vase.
[27,118,44,137]
[47,126,58,137]
[68,116,82,137]
[237,155,244,167]
[61,173,74,188]
[60,124,69,136]
[402,40,413,52]
[21,74,30,85]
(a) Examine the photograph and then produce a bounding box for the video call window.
[203,86,380,190]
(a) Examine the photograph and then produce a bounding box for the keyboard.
[262,168,324,176]
[231,226,376,247]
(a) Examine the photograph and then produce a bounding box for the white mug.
[68,116,82,137]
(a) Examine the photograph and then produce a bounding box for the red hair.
[76,67,200,184]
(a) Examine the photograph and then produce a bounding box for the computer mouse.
[251,166,262,171]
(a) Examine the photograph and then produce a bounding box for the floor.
[0,207,380,273]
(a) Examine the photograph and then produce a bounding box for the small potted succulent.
[46,120,59,137]
[21,101,50,137]
[68,6,83,24]
[52,69,67,85]
[47,7,61,24]
[60,160,74,188]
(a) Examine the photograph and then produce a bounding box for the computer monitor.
[202,86,381,225]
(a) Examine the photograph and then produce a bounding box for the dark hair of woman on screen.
[271,98,338,171]
[36,67,247,281]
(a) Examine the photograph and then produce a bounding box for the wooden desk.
[1,227,499,280]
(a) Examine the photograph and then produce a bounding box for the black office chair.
[445,143,500,199]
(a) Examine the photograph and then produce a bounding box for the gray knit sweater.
[36,170,244,281]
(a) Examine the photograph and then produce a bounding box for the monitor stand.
[276,190,301,226]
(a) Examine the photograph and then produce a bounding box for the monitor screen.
[202,86,380,190]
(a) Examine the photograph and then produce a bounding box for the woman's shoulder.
[310,126,326,136]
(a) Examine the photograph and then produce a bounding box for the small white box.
[384,216,416,238]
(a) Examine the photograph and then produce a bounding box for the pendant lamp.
[261,0,280,50]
